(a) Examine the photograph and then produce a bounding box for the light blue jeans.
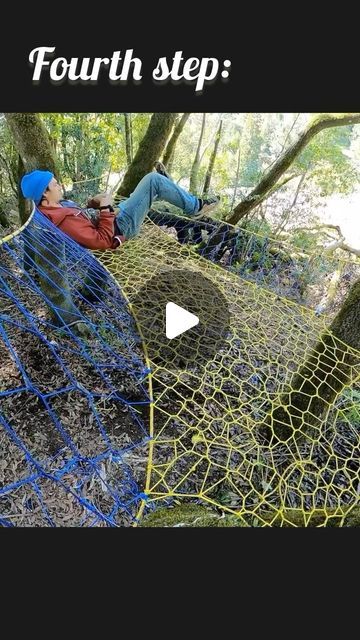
[115,172,200,239]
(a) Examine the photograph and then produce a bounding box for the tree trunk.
[189,113,206,195]
[140,503,360,527]
[0,150,18,197]
[267,278,360,443]
[5,113,82,331]
[117,113,177,197]
[0,210,9,227]
[230,130,242,210]
[124,113,133,165]
[129,114,134,163]
[162,113,190,173]
[227,113,360,225]
[17,154,32,225]
[202,119,222,196]
[4,113,60,177]
[17,153,36,273]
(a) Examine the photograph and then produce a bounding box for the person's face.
[45,177,63,202]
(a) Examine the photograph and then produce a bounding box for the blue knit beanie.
[21,170,54,205]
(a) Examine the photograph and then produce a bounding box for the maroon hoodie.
[38,204,123,251]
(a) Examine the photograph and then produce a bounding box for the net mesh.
[1,207,360,526]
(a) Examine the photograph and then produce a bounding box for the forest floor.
[0,248,150,526]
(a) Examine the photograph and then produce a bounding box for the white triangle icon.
[166,302,199,339]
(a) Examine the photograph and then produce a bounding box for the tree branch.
[227,113,360,225]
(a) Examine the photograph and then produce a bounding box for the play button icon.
[129,268,230,370]
[166,302,199,339]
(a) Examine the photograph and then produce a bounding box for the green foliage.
[0,115,18,211]
[295,126,358,195]
[140,503,248,527]
[238,113,264,186]
[41,113,152,203]
[291,229,320,253]
[241,217,273,237]
[340,387,360,425]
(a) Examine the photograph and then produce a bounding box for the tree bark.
[189,113,206,195]
[4,113,83,331]
[162,113,190,173]
[267,277,360,442]
[117,113,177,197]
[17,154,32,225]
[17,153,36,273]
[140,503,360,527]
[230,130,242,210]
[4,113,60,177]
[227,113,360,225]
[129,114,134,164]
[0,210,9,227]
[202,119,223,196]
[124,113,133,166]
[0,150,18,197]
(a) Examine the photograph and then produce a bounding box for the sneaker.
[194,195,220,218]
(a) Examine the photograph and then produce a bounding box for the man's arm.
[63,209,117,250]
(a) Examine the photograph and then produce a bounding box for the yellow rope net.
[97,219,360,526]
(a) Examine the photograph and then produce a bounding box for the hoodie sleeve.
[40,206,116,251]
[65,209,116,250]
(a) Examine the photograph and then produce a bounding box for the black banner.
[1,29,359,112]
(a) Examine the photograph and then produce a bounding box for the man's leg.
[115,172,200,239]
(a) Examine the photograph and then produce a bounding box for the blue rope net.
[0,209,151,527]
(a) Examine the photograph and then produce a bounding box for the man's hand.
[87,192,114,209]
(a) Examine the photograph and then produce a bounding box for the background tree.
[4,113,59,177]
[124,113,133,166]
[189,113,206,194]
[230,127,242,210]
[162,113,190,174]
[4,113,84,331]
[117,113,177,198]
[267,277,360,442]
[4,112,61,227]
[202,118,223,196]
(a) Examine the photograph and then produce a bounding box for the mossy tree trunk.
[17,154,32,225]
[189,113,206,195]
[162,113,190,173]
[117,113,177,197]
[124,113,133,166]
[4,113,60,178]
[202,118,222,196]
[227,113,360,225]
[4,113,81,330]
[17,154,36,272]
[230,129,242,210]
[0,210,9,227]
[140,503,360,527]
[267,278,360,442]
